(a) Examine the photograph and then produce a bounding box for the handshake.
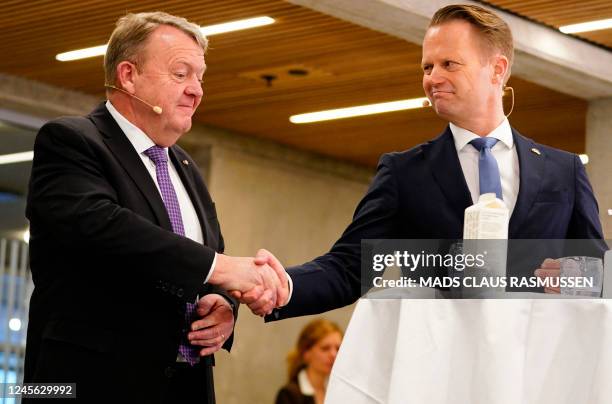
[209,249,288,316]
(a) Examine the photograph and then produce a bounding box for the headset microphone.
[503,86,514,118]
[104,84,163,115]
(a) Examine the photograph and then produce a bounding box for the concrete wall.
[180,125,372,404]
[586,98,612,239]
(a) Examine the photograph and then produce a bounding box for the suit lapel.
[89,103,173,232]
[169,148,210,245]
[423,126,473,223]
[509,129,545,237]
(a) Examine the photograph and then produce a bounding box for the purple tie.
[144,145,199,366]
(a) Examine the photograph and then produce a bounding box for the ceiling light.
[56,44,109,62]
[579,154,589,165]
[56,16,275,62]
[200,16,275,36]
[0,151,34,165]
[290,97,429,124]
[560,18,612,34]
[8,318,21,332]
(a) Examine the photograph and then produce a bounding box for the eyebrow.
[171,60,206,74]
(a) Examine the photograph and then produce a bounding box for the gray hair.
[104,11,208,85]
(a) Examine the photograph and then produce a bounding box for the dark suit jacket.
[268,126,605,321]
[24,103,236,403]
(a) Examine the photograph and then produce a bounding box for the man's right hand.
[208,254,280,313]
[230,249,289,316]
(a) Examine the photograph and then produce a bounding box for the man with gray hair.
[24,11,288,403]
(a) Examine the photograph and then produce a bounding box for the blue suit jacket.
[269,126,605,321]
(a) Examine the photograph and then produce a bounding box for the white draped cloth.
[326,297,612,404]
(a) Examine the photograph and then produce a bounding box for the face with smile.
[421,20,507,132]
[118,25,206,147]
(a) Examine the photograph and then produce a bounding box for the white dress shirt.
[105,100,216,282]
[450,118,520,215]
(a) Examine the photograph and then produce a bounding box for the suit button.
[164,366,176,378]
[177,288,184,298]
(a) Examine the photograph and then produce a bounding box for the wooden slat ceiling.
[0,0,597,167]
[486,0,612,48]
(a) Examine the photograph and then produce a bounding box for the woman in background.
[275,319,343,404]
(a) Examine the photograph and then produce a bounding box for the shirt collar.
[297,369,315,396]
[105,100,164,156]
[450,117,513,151]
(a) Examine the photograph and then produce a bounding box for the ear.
[115,61,138,93]
[491,54,509,86]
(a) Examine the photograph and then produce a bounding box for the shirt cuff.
[282,271,294,306]
[203,252,218,284]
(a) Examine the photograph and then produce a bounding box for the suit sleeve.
[267,154,401,321]
[566,154,608,256]
[567,155,604,238]
[27,120,215,303]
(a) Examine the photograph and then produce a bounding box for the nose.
[427,65,447,86]
[186,77,203,98]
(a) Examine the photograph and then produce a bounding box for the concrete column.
[586,98,612,239]
[180,125,371,404]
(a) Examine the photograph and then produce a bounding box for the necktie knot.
[470,137,499,151]
[144,145,168,165]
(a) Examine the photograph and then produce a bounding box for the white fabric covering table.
[326,296,612,404]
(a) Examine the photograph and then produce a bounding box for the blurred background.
[0,0,611,402]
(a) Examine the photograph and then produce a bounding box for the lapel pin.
[531,148,541,156]
[182,160,189,166]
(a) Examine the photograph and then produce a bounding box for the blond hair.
[104,11,208,86]
[429,4,513,83]
[286,319,343,383]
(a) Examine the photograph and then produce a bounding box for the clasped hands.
[209,249,287,316]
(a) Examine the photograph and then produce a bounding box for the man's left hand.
[535,258,561,294]
[188,294,234,356]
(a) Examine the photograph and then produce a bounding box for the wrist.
[210,254,229,285]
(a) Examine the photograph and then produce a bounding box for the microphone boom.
[104,84,163,115]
